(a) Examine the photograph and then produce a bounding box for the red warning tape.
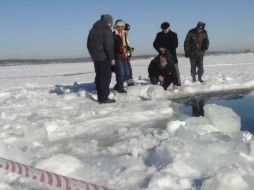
[0,157,113,190]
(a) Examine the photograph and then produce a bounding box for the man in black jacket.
[184,21,209,82]
[148,50,176,90]
[87,14,115,104]
[153,22,181,87]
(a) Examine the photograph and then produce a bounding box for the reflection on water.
[173,89,254,133]
[190,98,204,117]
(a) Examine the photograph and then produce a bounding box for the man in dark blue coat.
[87,14,115,104]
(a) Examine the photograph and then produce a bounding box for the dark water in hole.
[173,89,254,133]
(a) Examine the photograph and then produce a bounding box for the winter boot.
[192,76,196,82]
[198,75,204,83]
[99,98,116,104]
[127,79,135,86]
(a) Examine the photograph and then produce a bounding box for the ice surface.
[204,104,241,135]
[0,53,254,190]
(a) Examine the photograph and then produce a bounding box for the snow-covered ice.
[1,53,254,190]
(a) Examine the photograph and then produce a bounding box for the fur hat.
[115,19,125,27]
[161,22,170,30]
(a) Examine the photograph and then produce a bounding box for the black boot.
[192,76,196,82]
[99,98,116,104]
[198,75,204,83]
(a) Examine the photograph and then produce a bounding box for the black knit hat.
[161,22,170,30]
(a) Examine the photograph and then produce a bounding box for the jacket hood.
[93,20,109,30]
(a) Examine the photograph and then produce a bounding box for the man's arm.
[184,32,191,57]
[202,32,209,51]
[173,33,179,49]
[153,34,161,53]
[104,29,115,61]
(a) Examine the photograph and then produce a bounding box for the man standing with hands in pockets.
[87,14,116,104]
[184,21,209,83]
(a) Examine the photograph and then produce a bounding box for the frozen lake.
[1,53,254,190]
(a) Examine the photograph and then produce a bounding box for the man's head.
[115,19,125,31]
[125,23,130,31]
[161,22,170,33]
[124,23,130,34]
[101,14,113,28]
[159,50,167,62]
[196,21,206,33]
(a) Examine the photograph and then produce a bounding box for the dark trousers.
[150,74,173,90]
[172,63,181,86]
[190,56,204,78]
[94,60,112,102]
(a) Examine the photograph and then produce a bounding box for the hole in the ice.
[172,89,254,133]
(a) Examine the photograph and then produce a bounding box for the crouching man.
[148,50,176,90]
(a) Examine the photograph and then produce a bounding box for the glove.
[111,65,115,72]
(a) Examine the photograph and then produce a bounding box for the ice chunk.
[202,172,249,190]
[35,154,84,178]
[185,117,218,135]
[127,85,165,99]
[167,120,186,135]
[147,173,192,190]
[174,126,198,141]
[147,85,165,99]
[204,104,241,135]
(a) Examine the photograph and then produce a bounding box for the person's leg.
[172,63,181,86]
[96,60,112,102]
[174,63,181,86]
[126,60,135,86]
[122,59,130,83]
[150,75,159,85]
[114,57,125,91]
[163,74,173,90]
[189,57,197,82]
[197,55,204,82]
[93,62,101,101]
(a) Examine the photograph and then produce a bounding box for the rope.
[0,157,113,190]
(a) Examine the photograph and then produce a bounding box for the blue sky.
[1,0,254,59]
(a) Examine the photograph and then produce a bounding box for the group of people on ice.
[87,14,209,104]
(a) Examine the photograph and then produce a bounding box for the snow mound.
[204,104,241,135]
